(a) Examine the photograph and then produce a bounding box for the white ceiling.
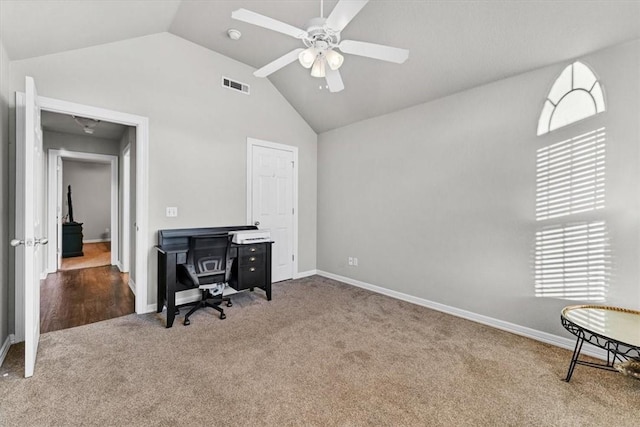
[2,1,640,133]
[42,111,128,141]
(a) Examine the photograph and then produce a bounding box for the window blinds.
[536,128,605,221]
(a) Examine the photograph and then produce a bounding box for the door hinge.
[292,208,294,215]
[292,254,294,261]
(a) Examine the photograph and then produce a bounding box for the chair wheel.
[227,301,233,307]
[184,319,191,326]
[220,313,226,320]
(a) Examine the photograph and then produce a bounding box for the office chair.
[177,233,233,325]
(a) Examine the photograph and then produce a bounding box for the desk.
[156,226,272,328]
[561,305,640,381]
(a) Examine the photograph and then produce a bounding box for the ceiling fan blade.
[254,48,304,78]
[338,40,409,64]
[232,8,308,39]
[325,0,369,33]
[325,68,345,93]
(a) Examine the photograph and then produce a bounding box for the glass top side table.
[561,305,640,381]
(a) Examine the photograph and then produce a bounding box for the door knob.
[254,221,260,226]
[10,239,24,247]
[35,238,49,246]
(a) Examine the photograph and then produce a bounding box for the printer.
[230,229,271,244]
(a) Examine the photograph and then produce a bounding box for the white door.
[250,144,295,282]
[13,76,47,378]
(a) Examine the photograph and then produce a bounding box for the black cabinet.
[230,244,271,291]
[62,222,83,258]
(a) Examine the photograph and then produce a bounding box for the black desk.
[156,226,272,328]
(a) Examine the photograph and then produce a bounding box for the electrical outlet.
[166,207,178,217]
[348,257,353,266]
[353,257,358,266]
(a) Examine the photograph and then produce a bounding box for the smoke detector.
[227,29,241,40]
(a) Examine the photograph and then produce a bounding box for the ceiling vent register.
[222,77,250,94]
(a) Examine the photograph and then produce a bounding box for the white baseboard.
[0,335,12,368]
[146,289,206,314]
[295,269,317,279]
[116,262,130,273]
[316,270,608,361]
[148,284,248,315]
[83,239,111,244]
[145,270,320,315]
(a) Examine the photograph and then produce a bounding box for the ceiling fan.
[231,0,409,93]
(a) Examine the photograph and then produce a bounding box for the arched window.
[534,62,610,302]
[537,61,605,135]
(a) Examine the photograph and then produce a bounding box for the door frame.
[246,137,299,279]
[15,94,149,341]
[47,150,119,272]
[122,144,131,272]
[38,96,149,314]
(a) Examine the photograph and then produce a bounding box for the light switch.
[166,207,178,217]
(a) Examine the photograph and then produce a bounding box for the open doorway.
[58,157,113,270]
[41,111,136,332]
[14,83,149,376]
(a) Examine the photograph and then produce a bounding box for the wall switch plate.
[348,257,353,266]
[166,207,178,217]
[353,257,358,266]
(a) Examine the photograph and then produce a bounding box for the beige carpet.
[1,276,638,426]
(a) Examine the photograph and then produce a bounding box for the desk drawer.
[238,244,266,257]
[239,251,265,267]
[238,245,266,266]
[238,265,266,288]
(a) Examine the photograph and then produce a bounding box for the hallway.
[40,266,134,333]
[60,242,111,271]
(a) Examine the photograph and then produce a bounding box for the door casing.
[47,150,119,272]
[15,92,150,343]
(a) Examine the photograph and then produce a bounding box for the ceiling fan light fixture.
[298,47,317,68]
[325,49,344,70]
[310,57,326,78]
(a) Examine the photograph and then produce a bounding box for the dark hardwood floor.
[40,266,135,333]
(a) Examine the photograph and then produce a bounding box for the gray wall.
[8,32,318,308]
[0,36,10,347]
[318,39,640,339]
[62,160,111,241]
[43,130,120,156]
[44,130,121,251]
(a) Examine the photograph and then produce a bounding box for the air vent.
[222,77,250,94]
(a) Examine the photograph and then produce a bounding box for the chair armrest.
[180,263,200,286]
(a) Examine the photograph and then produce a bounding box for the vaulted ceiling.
[2,1,639,133]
